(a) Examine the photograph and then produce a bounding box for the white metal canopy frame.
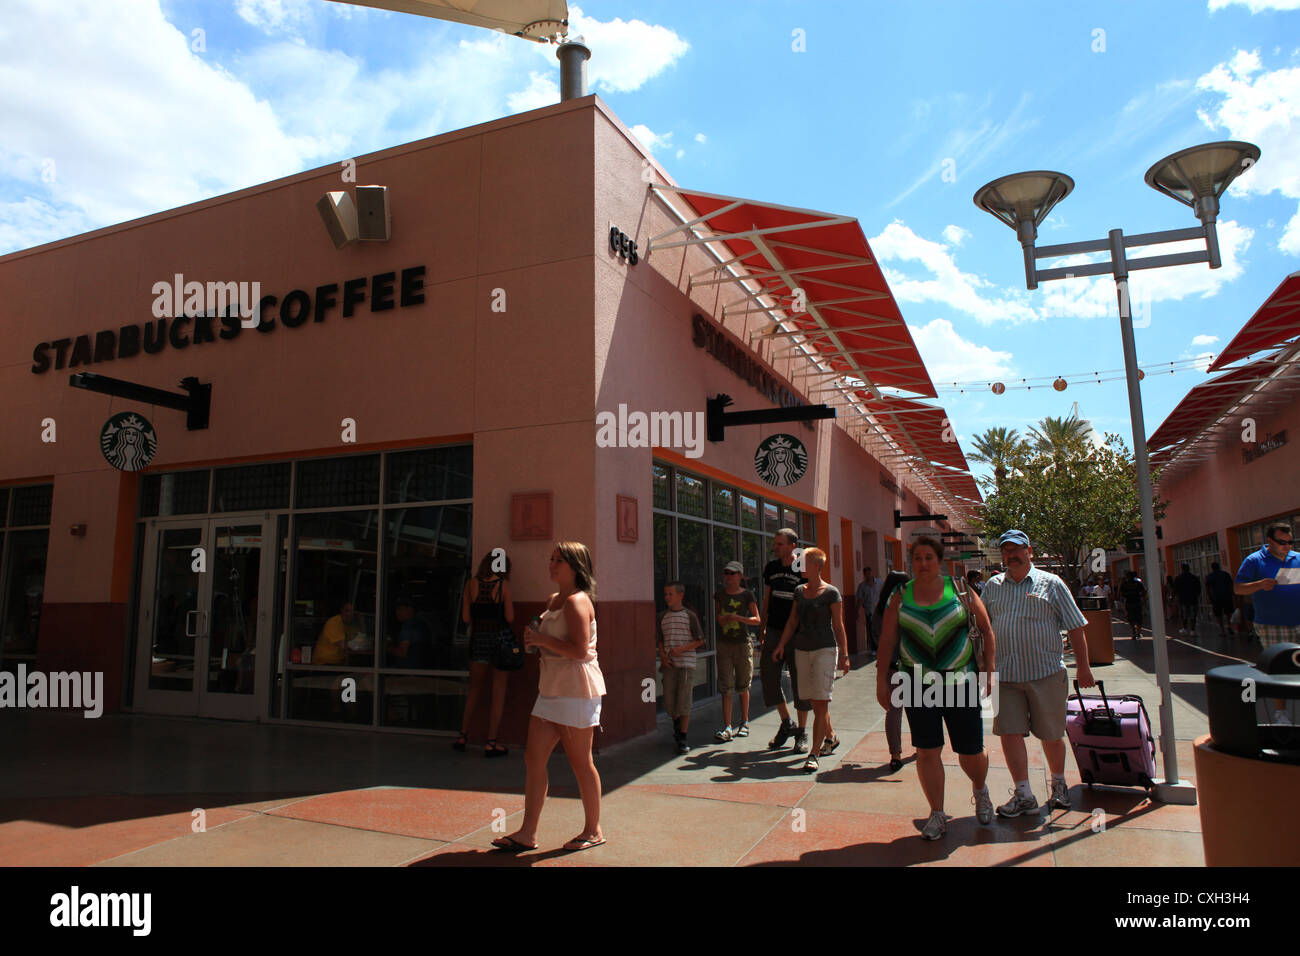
[647,183,982,530]
[325,0,568,42]
[1149,344,1300,485]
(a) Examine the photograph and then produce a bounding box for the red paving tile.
[266,788,525,842]
[0,796,256,867]
[737,806,1055,867]
[623,781,814,808]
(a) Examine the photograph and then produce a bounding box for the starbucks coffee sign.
[755,433,808,487]
[100,412,158,471]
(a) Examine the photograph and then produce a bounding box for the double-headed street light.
[973,141,1261,806]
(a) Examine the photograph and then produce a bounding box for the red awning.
[649,184,982,519]
[1148,354,1282,453]
[1207,271,1300,372]
[649,186,938,398]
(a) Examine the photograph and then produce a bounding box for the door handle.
[185,610,209,638]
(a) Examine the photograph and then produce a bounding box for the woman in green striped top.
[876,536,997,841]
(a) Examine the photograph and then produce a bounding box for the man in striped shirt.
[657,582,706,755]
[980,529,1094,817]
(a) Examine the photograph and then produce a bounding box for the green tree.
[976,431,1165,590]
[969,426,1031,489]
[1027,414,1091,463]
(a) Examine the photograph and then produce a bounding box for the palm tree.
[1028,414,1091,461]
[969,427,1030,488]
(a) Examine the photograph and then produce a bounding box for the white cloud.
[0,0,692,254]
[507,71,560,113]
[558,5,689,93]
[1196,50,1300,254]
[871,220,1038,325]
[676,148,685,159]
[1208,0,1300,11]
[1191,334,1220,345]
[908,317,1015,386]
[629,123,672,153]
[694,132,707,144]
[941,224,969,246]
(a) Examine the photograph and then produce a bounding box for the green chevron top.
[897,576,974,676]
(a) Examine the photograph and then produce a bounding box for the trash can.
[1196,643,1300,865]
[1076,596,1114,665]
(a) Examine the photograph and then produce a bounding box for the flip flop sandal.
[714,727,733,742]
[562,836,606,852]
[735,724,749,738]
[452,733,468,752]
[485,740,509,758]
[820,735,840,756]
[802,755,820,773]
[491,836,536,852]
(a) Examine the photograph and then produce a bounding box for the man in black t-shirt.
[1205,562,1235,637]
[761,528,810,752]
[1119,572,1147,639]
[1173,564,1201,635]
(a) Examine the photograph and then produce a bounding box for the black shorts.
[1211,597,1233,617]
[904,701,984,755]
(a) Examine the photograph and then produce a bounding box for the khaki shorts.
[660,665,694,720]
[795,647,838,701]
[716,640,754,695]
[993,668,1068,740]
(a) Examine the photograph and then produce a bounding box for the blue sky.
[3,0,1298,485]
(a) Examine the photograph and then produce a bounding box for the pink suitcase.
[1066,680,1157,790]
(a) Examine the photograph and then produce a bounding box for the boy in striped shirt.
[658,582,705,755]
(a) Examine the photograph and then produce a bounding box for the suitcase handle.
[1073,678,1113,720]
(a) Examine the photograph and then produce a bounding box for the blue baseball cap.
[997,529,1030,548]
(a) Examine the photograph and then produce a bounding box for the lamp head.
[1144,141,1260,224]
[972,171,1074,244]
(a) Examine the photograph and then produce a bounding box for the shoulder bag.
[953,575,987,673]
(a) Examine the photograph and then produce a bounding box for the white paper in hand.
[1275,567,1300,585]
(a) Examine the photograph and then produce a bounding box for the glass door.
[135,517,273,719]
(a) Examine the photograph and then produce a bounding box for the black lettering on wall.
[119,324,141,358]
[280,290,310,328]
[93,329,117,363]
[314,283,338,323]
[30,343,51,374]
[370,271,395,312]
[191,314,215,345]
[168,315,191,349]
[399,266,425,307]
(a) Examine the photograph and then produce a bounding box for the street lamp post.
[973,141,1260,806]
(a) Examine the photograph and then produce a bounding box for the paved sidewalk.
[0,622,1253,866]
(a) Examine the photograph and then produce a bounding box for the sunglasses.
[1271,536,1294,546]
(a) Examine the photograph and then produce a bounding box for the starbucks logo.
[755,433,808,487]
[100,412,158,472]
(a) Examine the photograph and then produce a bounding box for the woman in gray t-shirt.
[774,548,850,773]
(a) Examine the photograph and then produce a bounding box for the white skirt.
[531,694,602,728]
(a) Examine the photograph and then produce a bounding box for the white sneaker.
[996,789,1040,817]
[973,788,994,825]
[921,811,948,840]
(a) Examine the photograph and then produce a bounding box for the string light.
[938,356,1212,395]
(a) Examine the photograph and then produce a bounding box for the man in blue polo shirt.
[980,529,1094,816]
[1235,521,1300,724]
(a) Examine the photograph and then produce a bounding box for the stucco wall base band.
[1193,734,1300,866]
[35,603,128,714]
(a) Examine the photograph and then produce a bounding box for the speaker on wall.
[356,185,391,241]
[317,191,359,248]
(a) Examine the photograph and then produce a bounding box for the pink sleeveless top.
[537,605,606,699]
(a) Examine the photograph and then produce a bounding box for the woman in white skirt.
[492,541,606,852]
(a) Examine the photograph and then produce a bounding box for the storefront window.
[140,470,210,517]
[740,495,759,530]
[213,463,291,512]
[712,486,736,525]
[385,446,472,504]
[675,473,707,518]
[295,454,380,509]
[742,533,765,598]
[285,669,374,726]
[763,502,781,534]
[381,504,472,670]
[381,673,470,730]
[0,490,9,524]
[288,510,379,724]
[9,485,52,527]
[1,529,47,672]
[652,465,671,511]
